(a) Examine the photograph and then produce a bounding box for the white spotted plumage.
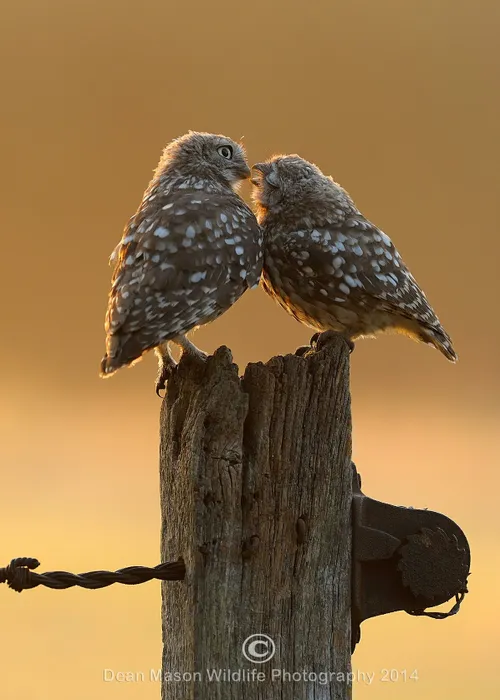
[101,132,263,392]
[251,155,457,361]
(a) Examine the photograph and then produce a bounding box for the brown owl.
[251,155,457,361]
[101,131,262,394]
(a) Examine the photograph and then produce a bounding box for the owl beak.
[252,162,280,188]
[250,163,267,187]
[237,162,251,179]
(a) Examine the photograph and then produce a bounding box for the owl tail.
[99,354,118,378]
[99,333,146,378]
[423,325,458,363]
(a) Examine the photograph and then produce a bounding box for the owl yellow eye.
[217,145,233,160]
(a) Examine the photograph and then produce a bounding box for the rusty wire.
[0,557,185,593]
[406,588,468,619]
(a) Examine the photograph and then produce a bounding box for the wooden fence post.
[160,332,352,699]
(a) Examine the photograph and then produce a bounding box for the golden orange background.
[1,1,499,697]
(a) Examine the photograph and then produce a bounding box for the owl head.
[251,155,353,223]
[157,131,250,187]
[250,155,323,211]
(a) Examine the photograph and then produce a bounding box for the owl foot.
[295,332,323,356]
[155,343,177,397]
[155,358,177,397]
[295,345,310,357]
[313,331,355,354]
[174,335,208,364]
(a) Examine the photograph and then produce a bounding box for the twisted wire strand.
[0,557,185,592]
[406,589,467,619]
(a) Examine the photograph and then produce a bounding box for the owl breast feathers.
[251,155,457,362]
[101,132,262,377]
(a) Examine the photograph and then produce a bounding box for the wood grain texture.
[160,332,352,699]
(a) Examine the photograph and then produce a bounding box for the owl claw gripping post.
[100,131,263,395]
[251,155,457,362]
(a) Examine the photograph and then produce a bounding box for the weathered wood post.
[160,332,352,699]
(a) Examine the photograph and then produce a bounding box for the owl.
[251,155,457,361]
[100,131,263,394]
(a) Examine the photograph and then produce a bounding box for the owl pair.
[101,131,456,395]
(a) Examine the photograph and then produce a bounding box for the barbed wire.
[0,557,185,592]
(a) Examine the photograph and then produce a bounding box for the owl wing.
[278,218,441,331]
[103,190,261,370]
[337,216,442,329]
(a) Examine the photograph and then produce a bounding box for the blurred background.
[1,0,499,697]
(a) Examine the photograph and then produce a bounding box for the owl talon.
[155,346,178,397]
[155,366,173,397]
[312,330,355,355]
[295,332,321,356]
[295,344,310,357]
[155,366,175,396]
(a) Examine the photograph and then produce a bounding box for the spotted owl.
[251,155,457,361]
[100,131,263,393]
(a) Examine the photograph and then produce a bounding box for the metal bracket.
[351,463,470,651]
